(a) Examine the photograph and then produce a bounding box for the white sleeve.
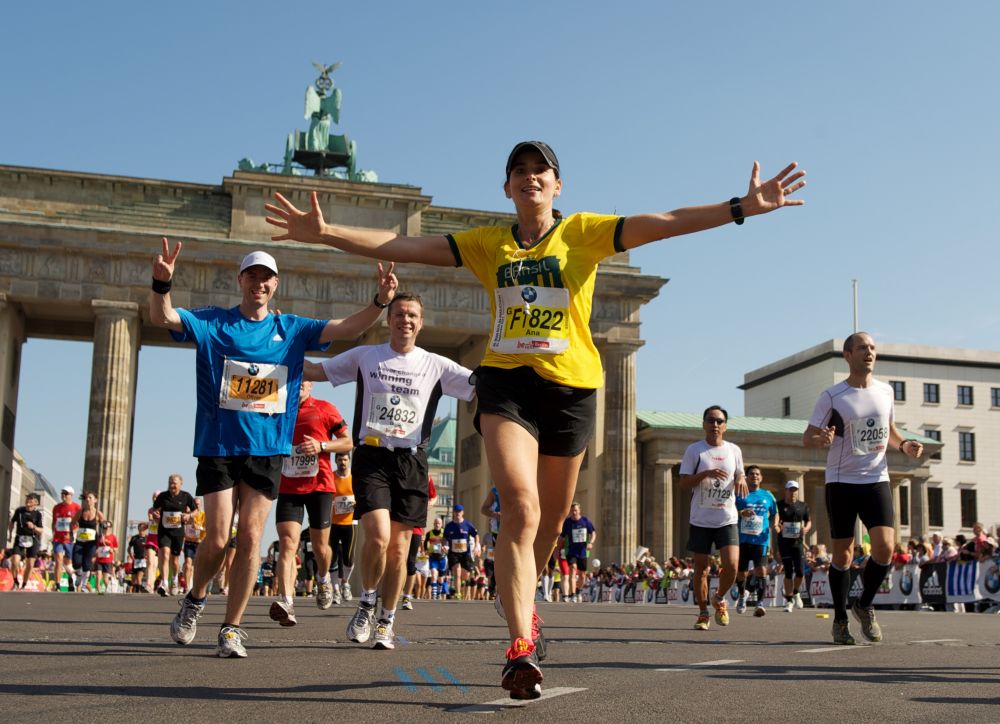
[808,390,833,429]
[434,354,476,402]
[733,444,745,477]
[679,443,699,475]
[321,347,362,387]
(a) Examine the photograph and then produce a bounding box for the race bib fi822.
[491,285,570,354]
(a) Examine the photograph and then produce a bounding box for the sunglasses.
[704,418,726,425]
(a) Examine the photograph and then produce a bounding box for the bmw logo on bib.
[390,395,400,405]
[867,418,875,428]
[247,363,259,376]
[521,287,538,304]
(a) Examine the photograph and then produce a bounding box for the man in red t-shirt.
[95,521,119,594]
[268,381,352,626]
[51,486,81,591]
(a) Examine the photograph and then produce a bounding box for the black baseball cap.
[505,141,560,179]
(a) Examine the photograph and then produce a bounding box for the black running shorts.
[473,365,596,457]
[351,445,429,527]
[687,523,739,555]
[738,543,767,572]
[196,455,283,500]
[275,491,334,529]
[825,481,894,539]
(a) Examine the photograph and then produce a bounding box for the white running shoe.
[784,600,794,613]
[736,593,748,615]
[401,595,413,611]
[347,603,376,643]
[316,580,334,610]
[342,582,353,601]
[372,620,395,650]
[216,625,248,658]
[269,599,297,627]
[794,593,804,609]
[170,596,204,645]
[331,586,342,605]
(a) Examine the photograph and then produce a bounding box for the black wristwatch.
[372,294,389,309]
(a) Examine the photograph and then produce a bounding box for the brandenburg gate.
[0,165,665,563]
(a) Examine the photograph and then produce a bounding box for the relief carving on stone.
[0,249,23,275]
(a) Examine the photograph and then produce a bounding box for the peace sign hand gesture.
[153,237,182,281]
[375,262,398,306]
[743,161,806,217]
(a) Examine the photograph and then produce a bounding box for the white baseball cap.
[62,485,74,495]
[785,480,800,490]
[239,251,279,275]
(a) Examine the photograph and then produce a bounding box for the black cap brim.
[506,141,560,179]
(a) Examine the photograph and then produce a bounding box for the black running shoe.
[501,637,542,700]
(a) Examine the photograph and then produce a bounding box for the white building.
[742,339,1000,539]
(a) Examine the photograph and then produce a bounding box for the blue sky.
[3,2,998,527]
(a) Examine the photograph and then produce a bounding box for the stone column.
[649,459,676,561]
[600,342,640,565]
[83,301,140,547]
[0,294,26,542]
[909,474,930,538]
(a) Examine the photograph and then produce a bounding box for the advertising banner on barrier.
[979,559,1000,602]
[920,562,947,606]
[588,557,1000,607]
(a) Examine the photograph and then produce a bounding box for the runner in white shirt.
[304,292,475,650]
[679,406,748,631]
[804,332,923,645]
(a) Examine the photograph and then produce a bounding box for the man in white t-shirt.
[304,292,475,650]
[804,332,923,645]
[679,406,748,631]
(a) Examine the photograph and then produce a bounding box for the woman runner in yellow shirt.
[265,141,805,698]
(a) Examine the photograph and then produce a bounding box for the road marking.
[796,646,868,653]
[415,667,446,693]
[911,639,961,644]
[393,666,419,693]
[454,686,587,713]
[434,666,469,694]
[656,659,743,672]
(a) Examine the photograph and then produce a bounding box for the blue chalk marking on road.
[435,666,470,695]
[395,634,411,646]
[394,666,419,693]
[415,667,446,693]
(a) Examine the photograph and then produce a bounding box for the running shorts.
[351,445,429,527]
[825,481,893,539]
[196,455,283,500]
[275,491,334,529]
[473,365,596,457]
[687,523,739,555]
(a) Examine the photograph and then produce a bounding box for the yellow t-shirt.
[447,212,623,389]
[184,510,206,543]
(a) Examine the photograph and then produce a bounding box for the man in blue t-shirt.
[444,505,479,599]
[150,238,396,658]
[559,502,596,603]
[735,465,778,616]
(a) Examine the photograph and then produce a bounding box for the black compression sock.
[859,558,891,608]
[828,565,850,621]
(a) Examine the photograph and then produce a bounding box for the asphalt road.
[0,592,997,722]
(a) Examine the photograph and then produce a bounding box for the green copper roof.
[636,410,940,445]
[427,417,456,465]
